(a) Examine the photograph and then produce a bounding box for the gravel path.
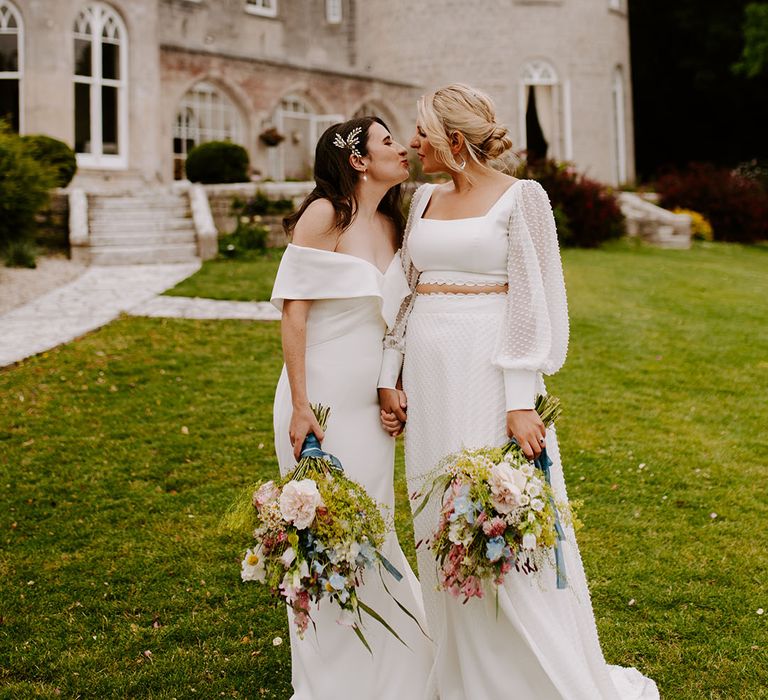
[0,254,86,316]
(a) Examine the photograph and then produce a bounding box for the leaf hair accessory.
[333,126,363,159]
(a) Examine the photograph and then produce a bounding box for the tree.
[628,0,768,179]
[733,3,768,78]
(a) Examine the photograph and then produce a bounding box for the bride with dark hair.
[270,116,433,699]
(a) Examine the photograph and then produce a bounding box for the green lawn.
[164,249,284,302]
[1,241,767,698]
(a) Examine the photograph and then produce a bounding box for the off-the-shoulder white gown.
[379,182,660,700]
[271,244,433,700]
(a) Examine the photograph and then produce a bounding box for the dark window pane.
[75,83,91,153]
[0,78,19,132]
[102,85,118,154]
[102,42,119,80]
[0,34,18,72]
[74,38,92,77]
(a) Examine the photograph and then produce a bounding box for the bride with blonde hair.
[379,84,659,699]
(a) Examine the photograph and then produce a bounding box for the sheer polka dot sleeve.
[493,180,569,410]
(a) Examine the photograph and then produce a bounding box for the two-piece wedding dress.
[378,181,660,700]
[271,243,433,700]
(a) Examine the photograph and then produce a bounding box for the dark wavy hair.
[283,116,405,243]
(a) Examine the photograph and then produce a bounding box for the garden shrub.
[240,189,294,217]
[0,127,55,266]
[185,141,250,184]
[672,208,714,241]
[219,216,269,258]
[656,163,768,243]
[21,134,77,188]
[516,159,625,247]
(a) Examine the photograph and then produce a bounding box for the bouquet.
[412,395,578,603]
[224,404,422,651]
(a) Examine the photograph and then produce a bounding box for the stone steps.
[86,192,200,265]
[88,243,199,266]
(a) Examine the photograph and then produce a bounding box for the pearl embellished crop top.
[408,184,514,287]
[378,180,570,412]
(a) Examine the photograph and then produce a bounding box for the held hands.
[506,409,547,460]
[289,404,325,460]
[378,388,407,437]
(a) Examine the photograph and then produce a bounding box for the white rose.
[279,479,323,529]
[489,463,528,514]
[522,532,537,550]
[241,547,267,582]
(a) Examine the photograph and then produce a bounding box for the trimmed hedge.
[516,159,625,247]
[21,134,77,188]
[656,163,767,243]
[185,141,250,184]
[0,128,54,265]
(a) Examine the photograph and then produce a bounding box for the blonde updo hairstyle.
[417,83,514,175]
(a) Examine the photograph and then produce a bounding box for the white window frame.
[73,2,128,170]
[245,0,277,18]
[518,59,570,160]
[612,66,627,185]
[0,0,23,133]
[271,94,342,180]
[173,80,244,179]
[325,0,342,24]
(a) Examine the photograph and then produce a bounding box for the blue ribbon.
[299,433,343,471]
[535,447,568,590]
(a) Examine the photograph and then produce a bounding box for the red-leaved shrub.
[656,163,767,243]
[516,159,624,247]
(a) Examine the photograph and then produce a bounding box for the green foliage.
[185,141,250,184]
[2,243,768,695]
[240,190,295,217]
[218,217,269,258]
[0,126,55,266]
[3,237,37,268]
[20,134,77,188]
[734,2,768,78]
[516,159,625,247]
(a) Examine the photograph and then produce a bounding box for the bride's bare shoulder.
[292,199,339,251]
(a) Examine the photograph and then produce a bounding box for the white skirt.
[403,293,659,700]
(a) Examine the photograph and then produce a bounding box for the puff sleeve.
[492,180,569,410]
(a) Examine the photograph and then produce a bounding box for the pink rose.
[279,479,323,530]
[482,516,507,537]
[253,480,280,509]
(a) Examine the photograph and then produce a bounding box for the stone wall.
[203,182,313,247]
[35,191,69,253]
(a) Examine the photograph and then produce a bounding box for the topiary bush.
[0,127,55,267]
[516,159,625,247]
[185,141,250,184]
[21,134,77,188]
[656,163,768,243]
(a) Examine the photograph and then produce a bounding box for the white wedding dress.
[271,243,433,700]
[379,182,660,700]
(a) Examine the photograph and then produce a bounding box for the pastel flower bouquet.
[224,405,421,651]
[412,394,579,603]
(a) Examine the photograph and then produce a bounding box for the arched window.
[173,80,244,179]
[270,94,341,180]
[612,66,627,185]
[0,0,22,133]
[73,3,128,168]
[518,59,565,161]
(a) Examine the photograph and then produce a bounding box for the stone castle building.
[1,0,634,188]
